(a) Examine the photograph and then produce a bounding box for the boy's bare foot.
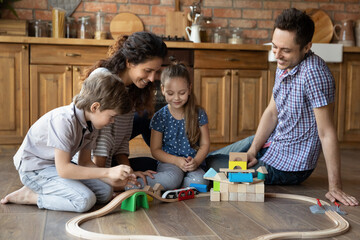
[1,186,38,205]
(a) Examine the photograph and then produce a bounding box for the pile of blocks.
[204,152,268,202]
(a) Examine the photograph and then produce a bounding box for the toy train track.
[66,190,349,240]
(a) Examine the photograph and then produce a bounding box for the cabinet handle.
[234,71,239,76]
[226,71,231,76]
[74,67,80,72]
[22,45,27,49]
[66,53,81,57]
[66,66,72,71]
[225,58,240,62]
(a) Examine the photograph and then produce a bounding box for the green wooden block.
[121,192,149,212]
[213,181,220,192]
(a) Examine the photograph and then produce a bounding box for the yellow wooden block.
[229,161,247,170]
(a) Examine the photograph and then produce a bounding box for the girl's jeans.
[206,135,313,185]
[19,166,112,212]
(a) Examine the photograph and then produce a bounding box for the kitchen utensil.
[165,0,189,39]
[333,19,355,46]
[305,8,333,43]
[185,24,201,43]
[49,0,81,17]
[110,13,144,39]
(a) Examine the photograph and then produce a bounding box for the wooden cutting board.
[110,13,144,39]
[165,0,189,39]
[306,8,333,43]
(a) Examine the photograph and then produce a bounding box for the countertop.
[1,36,359,53]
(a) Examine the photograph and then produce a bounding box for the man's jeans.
[206,135,313,185]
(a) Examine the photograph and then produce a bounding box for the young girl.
[137,61,210,190]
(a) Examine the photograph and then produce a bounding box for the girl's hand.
[111,176,140,191]
[176,157,189,172]
[134,170,157,185]
[184,157,199,172]
[109,164,134,180]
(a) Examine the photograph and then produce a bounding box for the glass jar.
[28,19,48,37]
[228,27,243,44]
[213,27,226,43]
[78,16,93,39]
[95,11,107,39]
[65,17,77,38]
[52,7,66,38]
[199,16,213,42]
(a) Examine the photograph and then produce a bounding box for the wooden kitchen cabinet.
[194,50,268,143]
[30,45,107,124]
[0,43,29,144]
[337,53,360,146]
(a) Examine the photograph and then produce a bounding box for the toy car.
[161,186,199,199]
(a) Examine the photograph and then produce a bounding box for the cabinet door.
[72,66,89,98]
[338,54,360,144]
[30,65,72,125]
[230,70,268,142]
[194,69,231,143]
[0,44,29,144]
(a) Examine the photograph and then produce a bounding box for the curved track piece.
[66,191,349,240]
[252,193,349,240]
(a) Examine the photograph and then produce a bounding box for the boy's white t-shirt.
[14,102,98,172]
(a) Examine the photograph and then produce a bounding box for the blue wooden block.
[229,172,253,183]
[203,168,217,179]
[190,183,208,193]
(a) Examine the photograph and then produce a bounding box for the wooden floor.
[1,140,359,240]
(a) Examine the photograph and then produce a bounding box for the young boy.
[1,71,137,212]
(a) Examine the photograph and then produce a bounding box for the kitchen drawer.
[194,50,268,70]
[30,45,108,65]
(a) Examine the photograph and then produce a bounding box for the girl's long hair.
[161,60,201,150]
[83,31,167,115]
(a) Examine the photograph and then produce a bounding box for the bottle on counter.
[78,16,93,39]
[213,27,227,43]
[65,17,77,38]
[95,11,107,40]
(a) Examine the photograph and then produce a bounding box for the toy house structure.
[204,152,268,202]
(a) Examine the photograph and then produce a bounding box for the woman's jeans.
[19,166,112,212]
[206,135,313,185]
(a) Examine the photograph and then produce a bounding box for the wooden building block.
[229,172,253,183]
[213,181,220,192]
[238,184,247,193]
[229,192,238,201]
[246,193,256,202]
[220,191,229,201]
[238,193,246,201]
[246,184,256,193]
[255,193,265,202]
[255,182,265,194]
[153,183,164,196]
[229,152,248,170]
[228,183,238,193]
[210,188,220,201]
[143,185,153,192]
[217,172,228,181]
[229,161,247,170]
[220,182,229,192]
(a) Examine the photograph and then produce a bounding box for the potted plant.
[0,0,21,18]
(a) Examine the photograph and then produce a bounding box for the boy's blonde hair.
[74,71,131,115]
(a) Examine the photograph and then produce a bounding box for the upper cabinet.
[194,50,268,143]
[0,43,29,145]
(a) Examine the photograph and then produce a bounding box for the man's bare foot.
[1,186,38,205]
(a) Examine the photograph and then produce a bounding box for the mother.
[83,31,167,189]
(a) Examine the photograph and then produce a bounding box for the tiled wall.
[2,0,360,44]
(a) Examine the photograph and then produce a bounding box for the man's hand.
[325,187,359,206]
[247,151,258,168]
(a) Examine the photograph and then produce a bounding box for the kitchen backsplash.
[2,0,360,44]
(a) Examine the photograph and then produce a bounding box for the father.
[206,8,358,206]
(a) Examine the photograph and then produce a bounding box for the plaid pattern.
[261,51,335,171]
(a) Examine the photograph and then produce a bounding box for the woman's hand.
[134,170,157,185]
